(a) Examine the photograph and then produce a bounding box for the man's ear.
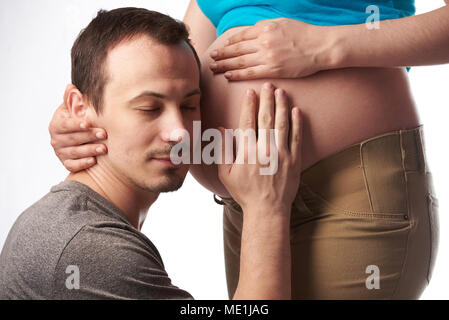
[64,84,91,120]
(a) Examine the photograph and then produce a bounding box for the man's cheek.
[107,136,136,162]
[105,121,137,148]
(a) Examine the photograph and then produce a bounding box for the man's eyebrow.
[128,89,201,102]
[184,88,201,98]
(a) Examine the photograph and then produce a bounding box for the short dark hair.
[71,7,201,113]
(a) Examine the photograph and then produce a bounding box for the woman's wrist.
[318,25,352,71]
[323,4,449,70]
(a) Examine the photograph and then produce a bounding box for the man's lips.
[153,156,171,161]
[151,156,181,167]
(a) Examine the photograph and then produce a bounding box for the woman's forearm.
[333,4,449,69]
[209,2,449,80]
[232,207,291,300]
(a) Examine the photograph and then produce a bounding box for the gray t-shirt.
[0,180,193,300]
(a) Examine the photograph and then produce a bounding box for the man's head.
[66,8,201,193]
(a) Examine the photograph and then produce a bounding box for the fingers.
[274,88,289,153]
[49,102,93,134]
[222,65,269,81]
[290,107,303,165]
[258,83,275,158]
[210,53,260,74]
[51,129,107,149]
[63,158,97,173]
[55,101,71,118]
[236,89,257,163]
[50,116,92,134]
[56,143,107,161]
[217,127,232,181]
[238,89,257,131]
[48,103,72,136]
[49,97,96,134]
[224,26,260,46]
[210,40,258,62]
[258,83,275,130]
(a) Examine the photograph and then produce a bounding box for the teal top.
[197,0,415,37]
[197,0,415,71]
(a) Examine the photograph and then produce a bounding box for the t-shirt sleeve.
[51,224,193,300]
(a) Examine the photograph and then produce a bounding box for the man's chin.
[140,173,185,193]
[151,180,184,193]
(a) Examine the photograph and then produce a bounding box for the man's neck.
[66,163,159,230]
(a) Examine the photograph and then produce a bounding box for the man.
[0,8,302,299]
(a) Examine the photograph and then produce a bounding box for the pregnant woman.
[49,1,448,299]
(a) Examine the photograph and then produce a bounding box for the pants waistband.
[301,124,427,185]
[215,125,427,213]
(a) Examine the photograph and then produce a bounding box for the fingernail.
[293,107,300,116]
[263,82,273,89]
[225,72,232,78]
[96,132,105,139]
[210,50,218,58]
[96,147,104,153]
[80,122,86,129]
[246,89,254,96]
[87,158,95,164]
[275,88,283,96]
[210,62,217,70]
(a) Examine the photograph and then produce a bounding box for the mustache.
[146,144,176,160]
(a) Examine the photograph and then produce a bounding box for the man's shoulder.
[0,181,148,299]
[0,181,191,300]
[51,222,193,300]
[13,180,126,228]
[2,181,133,259]
[51,214,192,300]
[58,220,164,270]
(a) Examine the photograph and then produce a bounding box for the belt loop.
[213,194,225,205]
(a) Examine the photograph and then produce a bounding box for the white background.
[0,0,447,299]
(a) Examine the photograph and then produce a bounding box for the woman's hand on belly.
[208,18,342,80]
[210,5,449,79]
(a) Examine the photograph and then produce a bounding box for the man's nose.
[159,109,189,143]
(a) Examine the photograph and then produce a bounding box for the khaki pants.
[215,125,439,299]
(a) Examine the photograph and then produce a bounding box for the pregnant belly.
[190,26,420,197]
